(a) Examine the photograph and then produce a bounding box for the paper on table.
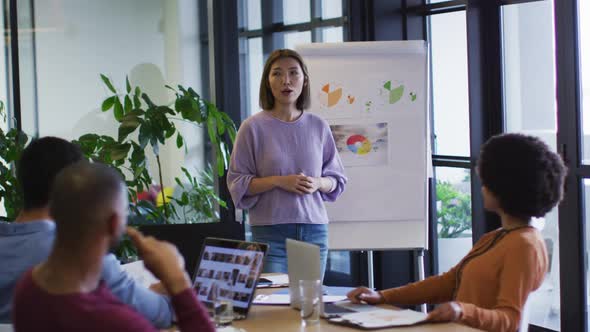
[252,294,291,305]
[253,294,347,305]
[323,295,348,302]
[257,273,289,288]
[329,308,427,329]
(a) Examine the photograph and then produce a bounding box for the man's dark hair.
[477,133,567,220]
[50,161,125,245]
[17,137,84,210]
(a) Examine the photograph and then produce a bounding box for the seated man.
[0,137,173,327]
[347,133,567,332]
[13,162,214,331]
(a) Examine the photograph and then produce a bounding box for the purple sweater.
[13,270,215,332]
[227,111,346,225]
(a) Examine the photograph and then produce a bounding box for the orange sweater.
[380,227,548,332]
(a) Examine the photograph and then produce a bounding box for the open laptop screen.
[192,237,268,317]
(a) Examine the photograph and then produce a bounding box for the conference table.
[232,288,483,332]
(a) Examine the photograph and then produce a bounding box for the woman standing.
[227,49,346,278]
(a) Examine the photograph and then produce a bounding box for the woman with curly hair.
[347,133,566,332]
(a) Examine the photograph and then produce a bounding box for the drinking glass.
[210,281,235,327]
[299,279,321,326]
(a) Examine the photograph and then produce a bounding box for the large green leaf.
[141,93,156,108]
[190,99,203,123]
[110,143,131,161]
[101,96,116,112]
[176,133,183,148]
[165,85,177,94]
[100,74,117,94]
[124,96,132,114]
[113,98,124,121]
[118,113,141,141]
[138,123,150,149]
[207,116,218,147]
[130,142,146,165]
[176,97,199,122]
[164,126,175,139]
[133,87,142,108]
[187,87,200,99]
[78,133,99,142]
[126,76,132,94]
[133,95,142,109]
[220,112,235,128]
[214,111,226,135]
[216,151,224,177]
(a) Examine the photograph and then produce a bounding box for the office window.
[430,11,470,156]
[322,26,344,42]
[246,38,264,115]
[17,0,211,223]
[283,0,311,25]
[581,1,590,164]
[585,178,590,328]
[245,0,262,30]
[580,0,590,327]
[284,31,312,49]
[0,4,8,132]
[428,9,472,274]
[435,166,472,273]
[321,0,342,19]
[502,2,559,329]
[238,0,345,116]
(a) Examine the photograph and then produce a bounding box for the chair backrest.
[519,297,531,332]
[0,324,14,332]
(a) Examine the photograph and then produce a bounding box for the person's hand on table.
[346,287,385,304]
[426,302,462,322]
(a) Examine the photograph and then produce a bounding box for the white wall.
[32,0,206,187]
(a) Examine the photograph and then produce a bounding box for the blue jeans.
[250,223,328,280]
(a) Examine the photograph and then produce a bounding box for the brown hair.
[259,49,310,111]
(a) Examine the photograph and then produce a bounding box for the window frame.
[401,0,587,331]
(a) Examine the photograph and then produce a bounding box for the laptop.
[286,238,322,310]
[286,239,378,318]
[192,237,268,320]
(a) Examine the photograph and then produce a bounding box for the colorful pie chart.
[347,135,372,155]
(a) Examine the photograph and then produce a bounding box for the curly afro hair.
[477,133,567,220]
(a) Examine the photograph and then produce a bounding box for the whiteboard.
[297,41,429,250]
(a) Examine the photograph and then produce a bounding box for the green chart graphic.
[383,81,404,104]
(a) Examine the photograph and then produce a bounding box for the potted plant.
[0,101,29,221]
[75,75,236,225]
[0,74,239,261]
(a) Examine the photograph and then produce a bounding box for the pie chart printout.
[346,134,372,155]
